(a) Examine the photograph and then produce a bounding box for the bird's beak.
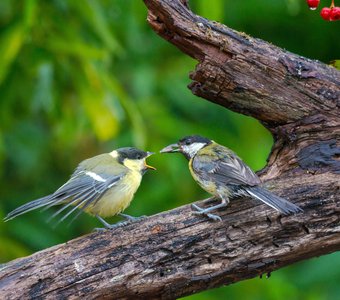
[146,151,155,157]
[160,143,180,153]
[145,152,156,170]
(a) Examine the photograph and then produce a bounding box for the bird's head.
[112,147,156,174]
[160,135,212,159]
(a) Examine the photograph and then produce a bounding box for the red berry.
[320,7,332,20]
[306,0,320,9]
[330,7,340,20]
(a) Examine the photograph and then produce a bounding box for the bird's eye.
[185,140,191,145]
[136,154,142,159]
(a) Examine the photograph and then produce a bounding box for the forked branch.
[0,1,339,299]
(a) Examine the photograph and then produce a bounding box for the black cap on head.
[117,147,149,161]
[117,147,155,171]
[160,135,212,159]
[178,135,212,146]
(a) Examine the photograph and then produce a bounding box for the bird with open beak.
[5,147,156,229]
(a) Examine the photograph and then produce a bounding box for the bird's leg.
[201,196,219,204]
[191,197,229,222]
[94,214,146,231]
[94,215,130,230]
[118,213,146,222]
[94,215,121,230]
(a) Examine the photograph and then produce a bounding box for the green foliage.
[0,0,339,299]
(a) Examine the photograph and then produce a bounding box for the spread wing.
[4,153,128,223]
[46,165,126,223]
[192,145,261,187]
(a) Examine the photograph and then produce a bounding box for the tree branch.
[1,0,339,299]
[145,0,340,179]
[1,173,339,299]
[144,0,339,125]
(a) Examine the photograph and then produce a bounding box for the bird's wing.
[47,165,127,223]
[192,145,261,187]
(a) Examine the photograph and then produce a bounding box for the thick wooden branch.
[1,173,339,299]
[144,0,340,125]
[144,0,340,180]
[1,0,339,299]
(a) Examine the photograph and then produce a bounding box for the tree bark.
[1,0,339,299]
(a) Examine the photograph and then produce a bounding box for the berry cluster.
[306,0,340,21]
[321,6,340,20]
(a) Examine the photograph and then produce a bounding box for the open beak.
[145,152,156,170]
[160,143,180,153]
[146,151,154,157]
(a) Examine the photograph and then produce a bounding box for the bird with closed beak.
[4,147,155,228]
[161,135,302,221]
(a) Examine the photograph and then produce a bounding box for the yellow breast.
[189,158,217,195]
[84,171,142,218]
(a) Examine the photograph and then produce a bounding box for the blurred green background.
[0,0,339,299]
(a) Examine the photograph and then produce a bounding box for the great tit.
[161,135,302,221]
[4,147,155,228]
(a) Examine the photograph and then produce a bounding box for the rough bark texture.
[1,0,339,299]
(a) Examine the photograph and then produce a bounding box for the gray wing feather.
[246,186,302,214]
[5,171,123,223]
[192,151,260,187]
[48,171,122,222]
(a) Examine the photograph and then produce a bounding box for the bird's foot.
[94,214,146,231]
[94,220,134,231]
[201,196,218,204]
[191,204,222,222]
[118,213,146,222]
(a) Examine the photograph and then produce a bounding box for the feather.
[246,186,302,214]
[4,195,54,221]
[5,171,123,223]
[192,144,260,187]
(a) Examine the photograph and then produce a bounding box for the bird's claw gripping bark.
[191,203,222,222]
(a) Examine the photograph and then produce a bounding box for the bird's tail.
[246,186,302,215]
[4,195,55,221]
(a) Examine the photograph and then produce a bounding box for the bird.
[161,135,302,221]
[4,147,155,228]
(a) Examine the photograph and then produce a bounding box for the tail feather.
[4,195,55,221]
[246,186,302,215]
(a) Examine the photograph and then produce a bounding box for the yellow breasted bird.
[4,147,155,228]
[161,135,302,221]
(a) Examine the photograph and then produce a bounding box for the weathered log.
[0,0,339,299]
[0,173,339,299]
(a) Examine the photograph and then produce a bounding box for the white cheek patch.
[183,142,206,157]
[85,171,107,182]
